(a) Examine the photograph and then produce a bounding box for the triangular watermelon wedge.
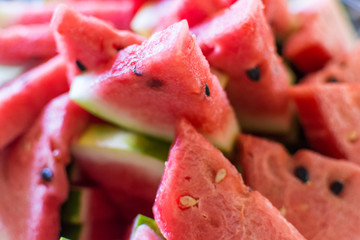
[153,119,306,240]
[191,0,293,135]
[0,94,89,239]
[51,4,144,81]
[70,20,239,152]
[239,133,360,239]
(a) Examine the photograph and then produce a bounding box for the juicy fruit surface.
[153,119,306,240]
[70,20,239,152]
[0,56,69,150]
[0,24,56,64]
[0,94,88,240]
[191,0,293,134]
[302,42,360,84]
[288,83,360,164]
[284,0,357,73]
[239,134,360,240]
[1,0,360,238]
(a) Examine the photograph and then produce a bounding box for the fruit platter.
[1,0,360,239]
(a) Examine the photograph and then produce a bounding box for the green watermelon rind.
[72,123,170,162]
[70,73,239,153]
[70,123,169,180]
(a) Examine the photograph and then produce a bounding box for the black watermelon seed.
[41,168,53,182]
[75,60,87,72]
[330,180,344,195]
[147,79,163,88]
[205,83,210,97]
[326,76,339,83]
[133,65,142,76]
[294,166,309,183]
[246,66,261,82]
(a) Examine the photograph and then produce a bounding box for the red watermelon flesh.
[302,42,360,84]
[0,56,69,150]
[153,119,306,240]
[239,133,360,240]
[284,0,357,73]
[70,20,239,153]
[288,83,360,164]
[0,94,89,240]
[191,0,293,134]
[52,4,144,82]
[0,1,137,30]
[0,24,56,65]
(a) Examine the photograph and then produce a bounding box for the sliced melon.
[71,123,170,203]
[70,20,239,153]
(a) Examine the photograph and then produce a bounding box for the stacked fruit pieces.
[0,0,359,239]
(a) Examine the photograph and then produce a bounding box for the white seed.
[280,206,287,216]
[215,168,227,183]
[179,196,197,208]
[348,131,358,142]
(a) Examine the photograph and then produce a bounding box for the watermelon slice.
[71,123,169,203]
[0,1,137,30]
[191,0,293,135]
[0,56,69,150]
[153,119,306,240]
[0,24,56,65]
[239,133,360,239]
[0,94,89,239]
[70,20,239,152]
[301,42,360,84]
[288,83,360,164]
[284,0,357,73]
[52,4,144,82]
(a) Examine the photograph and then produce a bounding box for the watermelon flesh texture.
[52,4,145,82]
[284,0,357,73]
[0,56,69,150]
[0,94,89,240]
[70,20,239,153]
[191,0,293,135]
[153,119,306,240]
[288,83,360,164]
[0,24,56,65]
[302,42,360,84]
[0,1,137,30]
[239,134,360,240]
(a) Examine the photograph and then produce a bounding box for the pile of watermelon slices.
[1,0,360,239]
